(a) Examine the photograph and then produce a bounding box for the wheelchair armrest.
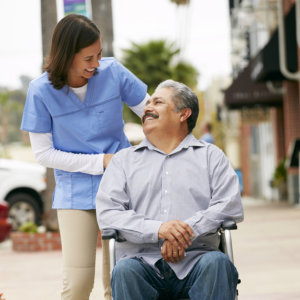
[221,220,237,230]
[102,222,237,243]
[101,229,126,242]
[101,229,118,240]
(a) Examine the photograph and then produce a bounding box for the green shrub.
[271,158,287,187]
[18,222,38,233]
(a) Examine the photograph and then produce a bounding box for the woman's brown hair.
[44,14,100,89]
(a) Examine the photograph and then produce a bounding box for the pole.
[91,0,114,56]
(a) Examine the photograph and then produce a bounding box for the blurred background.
[0,0,300,299]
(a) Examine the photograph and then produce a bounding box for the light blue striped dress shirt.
[96,134,243,279]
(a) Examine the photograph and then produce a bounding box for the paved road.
[1,197,300,300]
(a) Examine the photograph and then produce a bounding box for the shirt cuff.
[98,153,104,174]
[129,93,150,117]
[143,220,162,243]
[185,213,220,238]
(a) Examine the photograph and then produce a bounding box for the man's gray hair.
[155,80,199,133]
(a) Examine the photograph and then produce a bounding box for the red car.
[0,200,12,242]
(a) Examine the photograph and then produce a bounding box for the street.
[1,197,300,299]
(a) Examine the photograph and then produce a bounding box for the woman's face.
[68,38,102,87]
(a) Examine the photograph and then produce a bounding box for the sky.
[0,0,232,90]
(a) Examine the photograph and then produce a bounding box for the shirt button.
[164,210,167,213]
[165,190,168,194]
[166,171,169,175]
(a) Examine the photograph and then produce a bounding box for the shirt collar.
[134,134,205,154]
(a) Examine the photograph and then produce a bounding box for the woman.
[21,14,148,300]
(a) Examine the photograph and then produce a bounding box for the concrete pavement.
[233,197,300,300]
[0,242,105,299]
[1,197,300,299]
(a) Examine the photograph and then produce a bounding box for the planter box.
[11,231,102,252]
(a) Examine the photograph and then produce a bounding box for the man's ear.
[179,108,192,122]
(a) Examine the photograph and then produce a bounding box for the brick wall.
[283,81,300,158]
[240,123,251,196]
[11,231,102,252]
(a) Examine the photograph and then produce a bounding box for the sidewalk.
[0,197,300,299]
[233,197,300,299]
[0,242,105,300]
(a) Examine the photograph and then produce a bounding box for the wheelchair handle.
[101,229,126,242]
[221,220,237,230]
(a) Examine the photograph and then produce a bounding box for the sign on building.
[63,0,91,18]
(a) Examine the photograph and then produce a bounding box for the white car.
[0,158,46,230]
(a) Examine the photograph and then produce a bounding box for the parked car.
[0,159,46,230]
[0,200,12,242]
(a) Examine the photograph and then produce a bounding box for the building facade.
[224,0,300,204]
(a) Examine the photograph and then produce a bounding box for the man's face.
[142,87,181,136]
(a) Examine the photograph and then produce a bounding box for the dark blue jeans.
[112,251,238,300]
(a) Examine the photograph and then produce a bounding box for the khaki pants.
[57,209,111,300]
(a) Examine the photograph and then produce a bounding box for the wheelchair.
[102,220,240,300]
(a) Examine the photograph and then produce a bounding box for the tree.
[19,75,33,92]
[0,91,23,147]
[0,92,11,147]
[172,62,198,89]
[170,0,190,4]
[121,40,199,123]
[41,0,58,231]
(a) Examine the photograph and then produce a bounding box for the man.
[96,80,243,300]
[199,121,214,144]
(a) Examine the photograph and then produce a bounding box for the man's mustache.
[142,112,159,123]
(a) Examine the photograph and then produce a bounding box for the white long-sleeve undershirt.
[29,94,150,175]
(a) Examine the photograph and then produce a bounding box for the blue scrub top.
[21,58,147,210]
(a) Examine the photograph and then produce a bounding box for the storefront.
[225,2,300,203]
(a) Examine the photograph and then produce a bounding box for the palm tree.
[122,40,180,94]
[121,40,199,123]
[170,0,190,5]
[123,40,198,93]
[41,0,58,231]
[172,62,198,89]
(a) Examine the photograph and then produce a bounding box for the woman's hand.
[103,154,114,169]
